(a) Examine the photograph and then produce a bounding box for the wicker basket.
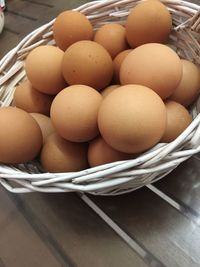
[0,0,200,195]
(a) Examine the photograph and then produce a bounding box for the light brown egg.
[88,136,132,167]
[40,133,88,173]
[53,10,93,51]
[0,107,42,164]
[14,80,54,115]
[98,85,167,154]
[113,49,132,83]
[170,59,200,107]
[94,23,129,59]
[50,85,102,142]
[120,43,182,99]
[101,85,120,98]
[25,45,66,95]
[30,113,54,144]
[161,100,192,143]
[126,0,172,47]
[62,40,114,91]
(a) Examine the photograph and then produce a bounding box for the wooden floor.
[0,1,200,267]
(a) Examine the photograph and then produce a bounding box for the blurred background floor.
[0,1,200,267]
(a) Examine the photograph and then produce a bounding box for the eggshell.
[120,43,182,99]
[14,80,54,115]
[101,85,120,98]
[94,23,129,59]
[88,136,132,167]
[170,60,200,107]
[25,45,66,95]
[53,10,93,51]
[62,40,114,91]
[30,113,54,144]
[161,100,192,142]
[98,85,167,154]
[126,0,172,47]
[0,107,42,164]
[40,133,88,173]
[113,49,132,83]
[50,85,102,142]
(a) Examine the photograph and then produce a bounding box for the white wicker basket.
[0,0,200,195]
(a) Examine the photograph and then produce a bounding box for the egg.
[88,136,132,167]
[98,85,167,154]
[25,45,66,95]
[50,85,102,142]
[30,113,54,144]
[120,43,182,99]
[40,133,88,173]
[101,85,120,98]
[94,23,129,59]
[13,80,54,115]
[62,40,114,91]
[113,49,132,83]
[170,59,200,107]
[0,107,42,164]
[53,10,93,51]
[161,100,192,142]
[126,0,172,47]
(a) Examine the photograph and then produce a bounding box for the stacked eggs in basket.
[0,0,200,174]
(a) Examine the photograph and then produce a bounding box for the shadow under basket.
[0,0,200,195]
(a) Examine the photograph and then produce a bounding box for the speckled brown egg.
[101,85,120,98]
[53,10,93,51]
[30,113,54,144]
[25,45,66,95]
[94,23,129,59]
[120,43,182,99]
[13,80,54,115]
[126,0,172,47]
[40,133,88,173]
[170,59,200,107]
[0,107,42,164]
[62,40,114,91]
[161,100,192,142]
[50,85,102,142]
[113,49,132,83]
[98,85,167,154]
[88,136,132,167]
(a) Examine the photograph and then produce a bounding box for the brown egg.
[53,10,93,51]
[94,23,129,59]
[88,136,132,167]
[14,80,54,115]
[120,43,182,99]
[30,113,54,144]
[0,107,42,164]
[161,100,192,143]
[126,0,172,47]
[40,133,88,173]
[98,85,167,154]
[50,85,102,142]
[25,45,66,95]
[113,49,132,83]
[170,59,200,107]
[101,85,120,98]
[62,40,114,91]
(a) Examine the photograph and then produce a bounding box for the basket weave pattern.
[0,0,200,194]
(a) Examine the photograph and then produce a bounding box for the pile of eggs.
[0,0,200,173]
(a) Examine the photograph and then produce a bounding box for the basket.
[0,0,200,195]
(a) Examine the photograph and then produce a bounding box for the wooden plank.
[92,188,200,267]
[0,29,20,59]
[9,192,149,267]
[155,157,200,214]
[0,187,63,267]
